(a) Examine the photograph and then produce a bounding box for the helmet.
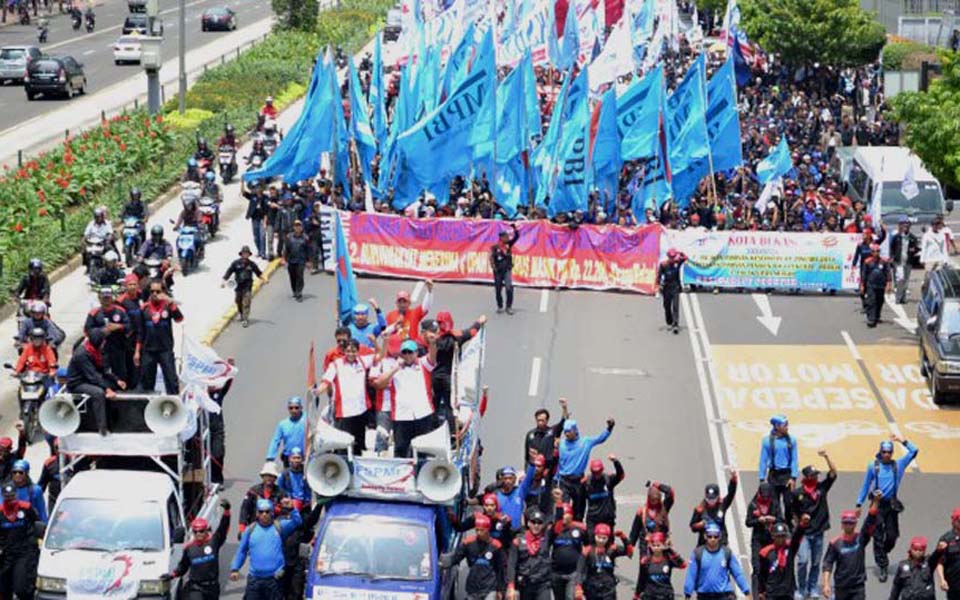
[93,206,106,218]
[11,459,29,473]
[205,171,216,182]
[104,251,118,264]
[187,157,197,168]
[28,258,42,272]
[184,197,196,209]
[56,367,68,378]
[30,301,47,316]
[225,123,235,134]
[265,95,274,104]
[474,514,492,530]
[150,224,164,238]
[29,327,46,340]
[772,522,789,537]
[594,523,612,538]
[129,187,142,201]
[197,137,208,149]
[191,517,210,532]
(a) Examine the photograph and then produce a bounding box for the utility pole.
[178,0,186,114]
[144,0,161,114]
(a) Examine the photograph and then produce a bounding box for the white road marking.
[411,280,424,303]
[587,367,648,376]
[751,293,782,336]
[83,49,95,55]
[683,293,751,579]
[539,289,549,313]
[885,294,917,334]
[841,330,862,360]
[528,357,541,397]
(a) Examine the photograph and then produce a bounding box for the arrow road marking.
[885,294,917,334]
[751,293,782,336]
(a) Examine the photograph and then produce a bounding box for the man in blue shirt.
[758,414,799,518]
[229,497,302,599]
[345,301,387,348]
[683,521,751,598]
[854,434,919,582]
[556,417,614,521]
[266,397,306,467]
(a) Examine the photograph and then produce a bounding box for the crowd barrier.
[318,210,864,294]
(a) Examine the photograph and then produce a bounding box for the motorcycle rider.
[260,95,278,120]
[183,157,202,183]
[70,4,81,29]
[163,499,231,600]
[174,195,205,258]
[202,170,222,202]
[37,16,48,43]
[122,187,147,222]
[261,120,280,155]
[92,251,125,287]
[195,137,215,164]
[14,328,57,383]
[218,123,239,151]
[16,301,64,351]
[83,206,115,270]
[83,5,94,30]
[246,139,268,166]
[0,483,41,600]
[139,224,174,262]
[14,258,50,306]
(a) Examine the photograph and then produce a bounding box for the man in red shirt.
[15,328,57,379]
[259,96,277,120]
[385,280,433,344]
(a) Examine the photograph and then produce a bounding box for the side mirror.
[172,526,185,544]
[947,199,955,213]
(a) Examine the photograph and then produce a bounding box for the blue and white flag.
[349,56,376,187]
[756,136,793,185]
[666,54,709,176]
[556,1,579,70]
[617,65,663,161]
[550,68,591,216]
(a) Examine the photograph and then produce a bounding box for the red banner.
[346,213,661,294]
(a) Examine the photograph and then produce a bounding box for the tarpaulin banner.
[347,212,661,293]
[664,230,862,291]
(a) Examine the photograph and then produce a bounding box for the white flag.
[902,160,920,201]
[181,336,238,389]
[755,178,779,213]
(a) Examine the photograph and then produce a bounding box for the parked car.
[25,55,86,100]
[0,45,42,84]
[201,7,236,31]
[112,35,143,65]
[383,8,402,41]
[127,0,146,12]
[123,13,149,35]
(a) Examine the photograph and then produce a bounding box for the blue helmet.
[704,521,722,536]
[879,440,894,454]
[187,157,197,168]
[11,459,29,474]
[56,367,68,378]
[256,498,274,512]
[204,171,215,182]
[770,414,788,427]
[288,396,303,408]
[353,303,370,315]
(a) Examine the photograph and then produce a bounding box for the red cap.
[191,517,209,532]
[482,493,499,509]
[649,532,666,545]
[533,455,546,468]
[562,503,574,517]
[840,510,858,524]
[589,459,604,474]
[864,215,873,223]
[0,438,12,450]
[474,514,491,530]
[594,523,611,537]
[910,536,928,551]
[667,249,678,258]
[124,273,139,285]
[397,290,410,301]
[437,311,454,333]
[952,507,960,522]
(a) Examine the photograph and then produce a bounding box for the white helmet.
[104,251,119,263]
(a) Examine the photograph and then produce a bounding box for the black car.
[127,0,146,12]
[24,56,86,100]
[918,265,960,404]
[123,13,149,35]
[201,7,236,31]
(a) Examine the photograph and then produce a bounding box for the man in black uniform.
[282,220,309,302]
[889,217,919,304]
[490,223,520,314]
[757,518,808,600]
[889,536,943,600]
[584,454,624,534]
[117,275,144,389]
[442,513,507,600]
[84,287,130,382]
[689,470,738,546]
[222,246,265,327]
[66,328,127,435]
[0,484,40,600]
[163,499,231,599]
[15,258,50,305]
[432,310,486,433]
[524,399,568,470]
[936,507,960,599]
[507,508,553,600]
[657,249,686,334]
[821,494,880,600]
[552,504,589,600]
[137,282,184,394]
[860,243,891,328]
[575,524,633,600]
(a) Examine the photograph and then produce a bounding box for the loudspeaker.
[307,453,351,497]
[312,419,356,453]
[416,459,461,503]
[144,396,188,435]
[40,397,80,437]
[411,425,451,459]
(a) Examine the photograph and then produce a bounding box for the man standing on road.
[490,223,519,315]
[889,217,919,304]
[372,334,438,458]
[758,414,798,518]
[584,454,625,534]
[164,499,231,600]
[441,514,507,600]
[222,245,266,328]
[557,417,615,522]
[855,435,919,582]
[506,508,554,600]
[137,282,183,394]
[822,495,881,600]
[690,470,739,547]
[265,397,307,467]
[238,463,288,539]
[230,498,302,600]
[282,220,309,302]
[792,450,838,600]
[242,181,269,259]
[0,483,41,600]
[936,507,960,599]
[921,217,954,272]
[683,521,751,599]
[524,401,569,471]
[66,328,127,436]
[861,244,892,328]
[888,536,944,600]
[658,249,687,334]
[757,518,809,600]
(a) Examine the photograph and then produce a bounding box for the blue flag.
[617,64,663,161]
[706,56,743,172]
[495,155,528,218]
[283,58,336,184]
[632,119,673,215]
[667,54,709,176]
[442,22,475,99]
[591,88,622,214]
[521,49,541,146]
[557,2,579,70]
[533,70,571,207]
[370,33,387,143]
[550,69,591,217]
[495,62,525,163]
[349,56,376,187]
[730,25,753,87]
[335,212,358,325]
[757,136,793,184]
[469,27,497,160]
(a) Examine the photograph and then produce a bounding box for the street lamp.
[142,0,162,115]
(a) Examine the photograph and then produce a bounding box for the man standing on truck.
[230,497,303,600]
[163,499,231,599]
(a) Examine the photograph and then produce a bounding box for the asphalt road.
[205,259,960,598]
[0,0,269,129]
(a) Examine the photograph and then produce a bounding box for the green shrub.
[884,40,939,70]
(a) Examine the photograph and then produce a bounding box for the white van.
[838,146,952,226]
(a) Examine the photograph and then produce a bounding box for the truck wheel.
[932,374,946,405]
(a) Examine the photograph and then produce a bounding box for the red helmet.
[474,514,492,530]
[589,459,604,474]
[561,503,574,517]
[191,517,210,532]
[533,455,546,468]
[910,536,928,551]
[594,523,611,538]
[482,493,499,509]
[952,507,960,522]
[649,532,666,545]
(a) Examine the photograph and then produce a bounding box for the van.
[384,8,403,41]
[838,146,953,226]
[918,265,960,405]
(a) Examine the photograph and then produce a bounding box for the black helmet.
[225,123,235,134]
[197,137,208,149]
[150,224,164,238]
[130,187,142,201]
[772,522,789,537]
[29,327,46,340]
[28,258,42,272]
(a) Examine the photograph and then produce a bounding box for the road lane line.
[411,280,424,302]
[885,294,917,334]
[83,49,95,55]
[681,293,750,576]
[539,289,549,313]
[841,330,921,472]
[528,357,541,397]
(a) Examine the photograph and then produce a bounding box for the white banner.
[181,336,238,388]
[588,17,632,91]
[350,457,417,497]
[455,327,486,410]
[498,0,553,67]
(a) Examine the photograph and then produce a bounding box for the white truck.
[35,393,222,600]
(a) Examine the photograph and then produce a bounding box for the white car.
[113,35,143,65]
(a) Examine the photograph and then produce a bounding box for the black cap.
[704,483,720,501]
[239,245,253,256]
[526,508,545,523]
[772,522,790,536]
[801,465,820,478]
[87,328,106,347]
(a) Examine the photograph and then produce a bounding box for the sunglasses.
[401,349,415,354]
[528,520,544,525]
[257,510,271,515]
[289,406,302,410]
[150,289,163,295]
[705,534,720,539]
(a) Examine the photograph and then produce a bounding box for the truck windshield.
[316,517,432,581]
[882,181,943,214]
[45,499,164,552]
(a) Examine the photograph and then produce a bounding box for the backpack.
[694,545,733,591]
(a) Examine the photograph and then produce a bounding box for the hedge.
[0,0,393,305]
[884,40,939,71]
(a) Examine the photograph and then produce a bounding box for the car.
[0,45,42,84]
[918,265,960,404]
[113,35,143,64]
[123,13,149,35]
[201,7,236,31]
[383,8,402,41]
[24,55,86,100]
[127,0,146,12]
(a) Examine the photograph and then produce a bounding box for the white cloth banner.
[498,0,553,67]
[455,327,485,410]
[588,17,633,91]
[181,336,238,389]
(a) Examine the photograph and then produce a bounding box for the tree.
[271,0,318,31]
[739,0,885,67]
[892,51,960,190]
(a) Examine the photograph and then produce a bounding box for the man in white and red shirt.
[373,333,438,458]
[317,339,375,454]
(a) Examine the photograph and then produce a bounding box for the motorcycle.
[176,225,201,275]
[218,145,237,183]
[199,196,220,237]
[71,10,81,30]
[85,235,107,283]
[84,11,94,32]
[3,364,46,442]
[122,216,144,267]
[37,20,48,43]
[18,4,30,25]
[249,153,264,170]
[261,134,278,157]
[196,157,213,179]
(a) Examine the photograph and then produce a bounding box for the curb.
[200,257,282,346]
